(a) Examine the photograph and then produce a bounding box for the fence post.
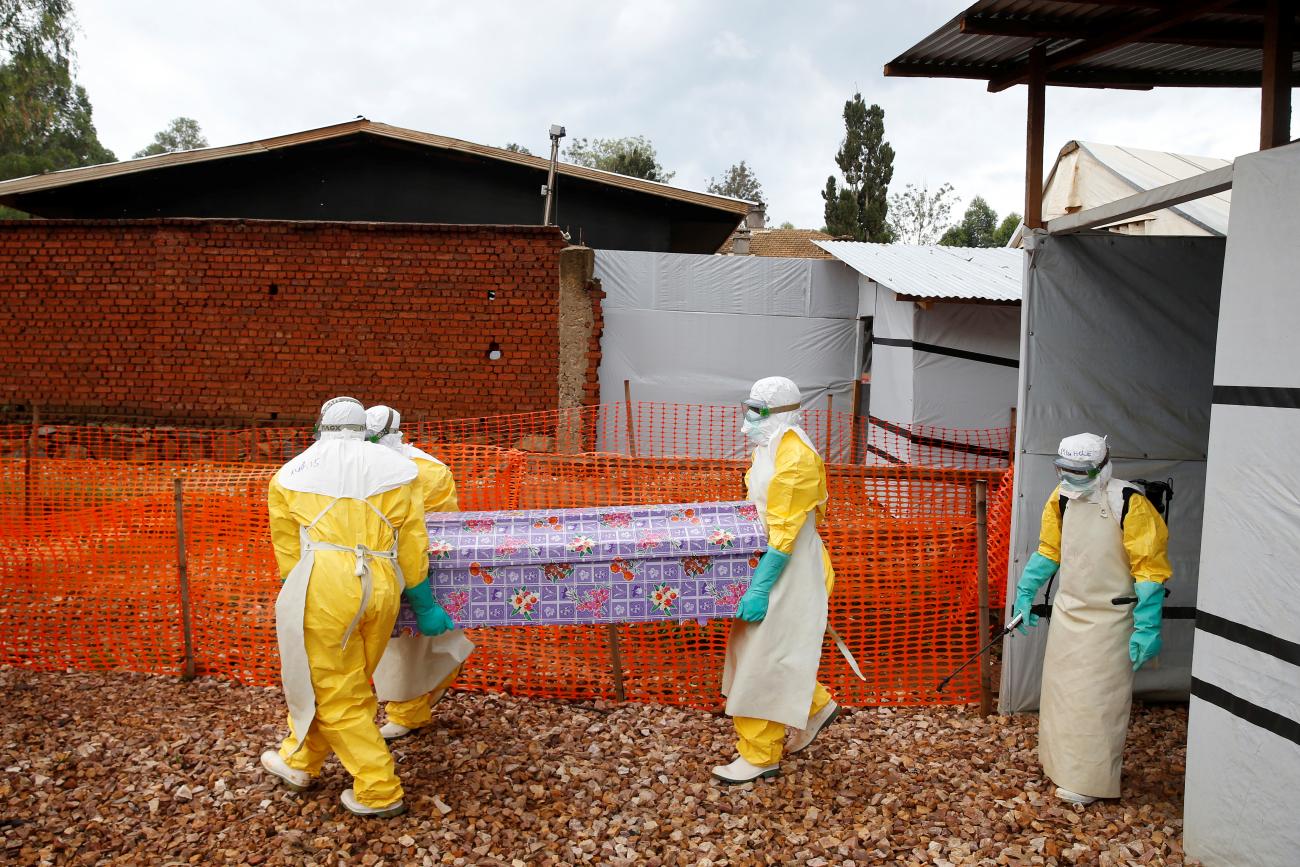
[622,379,637,458]
[1008,407,1017,467]
[24,404,40,519]
[975,479,991,716]
[174,477,196,680]
[824,393,834,458]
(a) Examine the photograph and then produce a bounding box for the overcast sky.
[73,0,1292,230]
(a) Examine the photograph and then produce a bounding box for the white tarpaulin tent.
[592,250,859,459]
[816,241,1021,466]
[1001,232,1223,712]
[1183,143,1300,866]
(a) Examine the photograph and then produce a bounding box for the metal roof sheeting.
[0,118,752,215]
[886,0,1300,88]
[814,242,1023,302]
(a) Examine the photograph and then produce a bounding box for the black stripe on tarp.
[868,415,1010,460]
[1196,609,1300,667]
[865,443,905,464]
[1190,677,1300,748]
[1213,386,1300,409]
[1164,606,1198,620]
[872,336,1018,368]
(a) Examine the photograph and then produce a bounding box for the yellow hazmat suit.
[268,471,428,808]
[731,429,836,765]
[383,455,464,729]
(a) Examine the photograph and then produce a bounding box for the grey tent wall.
[1000,233,1223,712]
[1185,143,1300,867]
[593,250,859,460]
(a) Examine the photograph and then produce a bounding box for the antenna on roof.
[542,124,566,226]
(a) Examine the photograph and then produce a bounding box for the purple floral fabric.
[392,501,766,634]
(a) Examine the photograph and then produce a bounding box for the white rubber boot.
[260,750,311,792]
[711,756,780,784]
[379,722,415,740]
[787,700,841,755]
[340,788,407,817]
[1055,786,1097,805]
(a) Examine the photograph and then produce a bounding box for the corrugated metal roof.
[885,0,1300,88]
[0,118,752,215]
[1075,141,1232,234]
[814,242,1023,302]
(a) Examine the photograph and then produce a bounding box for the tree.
[502,142,531,155]
[823,93,894,242]
[992,212,1021,247]
[133,117,207,158]
[0,0,115,201]
[706,160,763,204]
[940,196,1000,247]
[888,182,957,245]
[778,221,795,230]
[563,135,674,183]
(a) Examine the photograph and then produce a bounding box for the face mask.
[1058,473,1097,495]
[742,410,764,444]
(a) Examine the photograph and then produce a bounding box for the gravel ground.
[1,668,1193,866]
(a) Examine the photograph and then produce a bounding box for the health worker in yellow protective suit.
[714,376,841,784]
[364,405,476,739]
[258,396,435,818]
[1012,432,1172,806]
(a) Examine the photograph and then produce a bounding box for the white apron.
[1038,493,1135,798]
[721,426,829,729]
[373,447,475,703]
[272,438,416,754]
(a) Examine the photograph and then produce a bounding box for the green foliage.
[133,116,207,158]
[940,196,1002,247]
[502,142,532,155]
[706,160,763,204]
[563,135,674,183]
[888,182,957,245]
[993,212,1021,247]
[824,93,894,242]
[0,0,115,182]
[778,221,795,230]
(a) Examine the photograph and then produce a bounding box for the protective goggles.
[1053,453,1109,479]
[366,407,399,442]
[742,399,801,418]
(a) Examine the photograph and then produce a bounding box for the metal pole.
[542,124,566,226]
[975,479,991,716]
[623,379,638,458]
[174,478,196,680]
[1008,407,1017,467]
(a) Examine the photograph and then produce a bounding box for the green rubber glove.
[1012,552,1059,634]
[404,576,454,636]
[1130,581,1165,671]
[736,549,791,623]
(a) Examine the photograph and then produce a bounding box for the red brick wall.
[0,219,575,424]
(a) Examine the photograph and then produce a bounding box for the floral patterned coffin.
[392,501,766,633]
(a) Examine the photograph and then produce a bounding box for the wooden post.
[174,478,196,680]
[975,479,992,716]
[1024,44,1047,229]
[1261,0,1293,150]
[604,624,627,702]
[24,405,40,520]
[824,394,834,459]
[849,380,862,465]
[622,379,637,458]
[1008,407,1018,467]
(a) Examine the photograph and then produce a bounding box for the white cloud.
[70,0,1295,229]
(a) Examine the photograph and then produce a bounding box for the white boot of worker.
[340,788,407,817]
[1055,786,1097,805]
[260,750,311,792]
[711,756,780,784]
[787,700,840,755]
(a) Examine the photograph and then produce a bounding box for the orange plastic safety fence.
[0,407,1012,709]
